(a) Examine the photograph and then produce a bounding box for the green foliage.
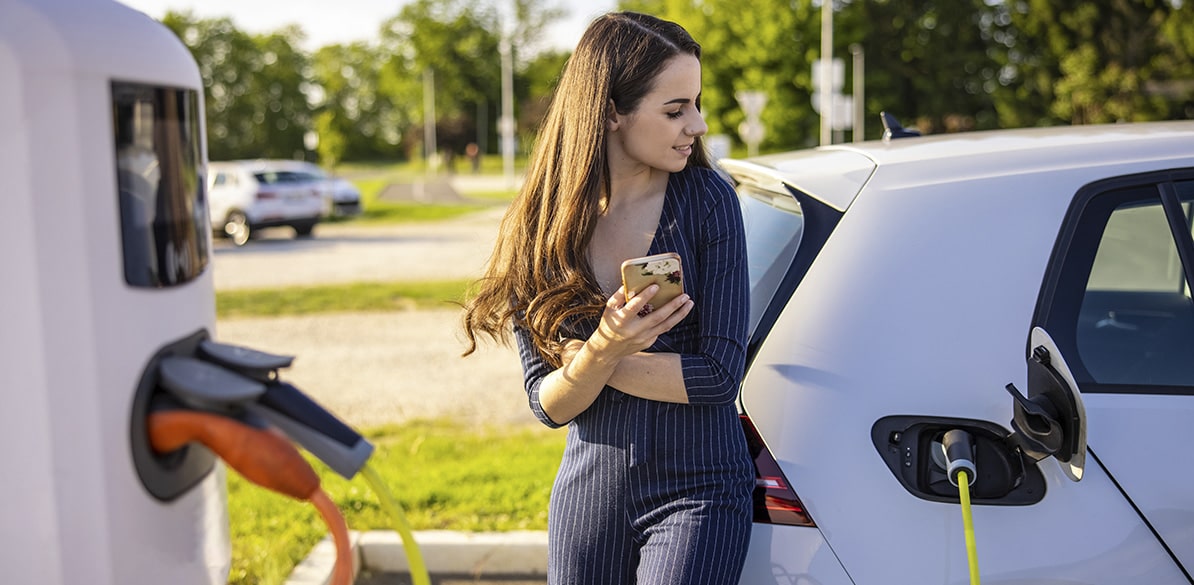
[226,420,565,585]
[161,12,311,160]
[355,200,491,224]
[379,0,505,161]
[157,3,566,165]
[838,0,1002,134]
[517,49,571,144]
[988,0,1193,125]
[216,280,474,318]
[313,110,346,169]
[159,1,1194,163]
[311,43,407,162]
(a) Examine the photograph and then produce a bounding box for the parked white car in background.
[268,160,363,218]
[207,160,324,245]
[721,120,1194,584]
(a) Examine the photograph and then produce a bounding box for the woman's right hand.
[587,285,693,361]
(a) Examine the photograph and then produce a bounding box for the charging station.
[1,1,228,582]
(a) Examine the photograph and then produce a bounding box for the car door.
[1034,169,1194,576]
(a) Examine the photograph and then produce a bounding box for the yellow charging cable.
[361,463,431,585]
[956,469,980,585]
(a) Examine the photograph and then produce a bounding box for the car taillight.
[740,414,815,526]
[255,190,278,200]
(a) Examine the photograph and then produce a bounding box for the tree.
[838,0,1001,135]
[509,0,569,65]
[990,0,1193,126]
[311,42,409,162]
[160,12,311,160]
[379,0,503,166]
[619,0,822,149]
[252,26,313,159]
[314,110,347,169]
[517,49,571,146]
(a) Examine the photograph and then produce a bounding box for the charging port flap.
[1005,327,1088,482]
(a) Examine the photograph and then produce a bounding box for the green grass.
[460,188,520,202]
[226,419,564,585]
[326,159,521,227]
[216,280,472,319]
[337,154,527,178]
[355,200,491,224]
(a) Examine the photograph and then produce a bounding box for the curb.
[284,530,549,585]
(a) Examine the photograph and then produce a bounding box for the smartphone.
[621,252,684,312]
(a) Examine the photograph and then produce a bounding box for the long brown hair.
[461,11,710,366]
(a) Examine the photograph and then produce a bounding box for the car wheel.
[223,211,251,246]
[293,222,316,238]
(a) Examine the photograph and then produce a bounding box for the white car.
[268,160,363,218]
[722,120,1194,584]
[207,160,324,245]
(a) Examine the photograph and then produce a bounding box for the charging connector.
[942,429,976,488]
[942,429,980,585]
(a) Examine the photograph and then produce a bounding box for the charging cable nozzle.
[942,429,976,488]
[154,340,374,480]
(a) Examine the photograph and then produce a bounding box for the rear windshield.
[253,171,315,184]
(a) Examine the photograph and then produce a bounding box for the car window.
[739,185,805,337]
[1086,199,1186,293]
[734,179,843,359]
[255,170,319,184]
[299,167,328,180]
[290,171,323,182]
[212,173,226,187]
[1044,174,1194,391]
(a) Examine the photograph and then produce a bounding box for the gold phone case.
[621,252,684,308]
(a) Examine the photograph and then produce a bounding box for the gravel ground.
[212,204,542,430]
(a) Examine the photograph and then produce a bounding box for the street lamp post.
[851,43,865,143]
[499,35,515,189]
[423,68,437,175]
[820,0,833,146]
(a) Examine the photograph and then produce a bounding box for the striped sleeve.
[513,323,567,428]
[679,168,749,405]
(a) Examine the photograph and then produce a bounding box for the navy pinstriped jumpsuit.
[514,165,754,585]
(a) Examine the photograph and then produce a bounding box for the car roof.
[209,159,321,172]
[721,120,1194,211]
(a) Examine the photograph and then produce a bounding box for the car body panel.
[738,525,853,585]
[726,121,1194,584]
[722,149,876,212]
[1085,394,1194,570]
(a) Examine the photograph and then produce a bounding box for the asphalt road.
[211,205,541,430]
[210,206,506,290]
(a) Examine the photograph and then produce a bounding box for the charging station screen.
[112,82,209,288]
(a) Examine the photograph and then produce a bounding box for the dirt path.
[215,311,535,429]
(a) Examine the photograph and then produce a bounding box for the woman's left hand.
[586,285,693,362]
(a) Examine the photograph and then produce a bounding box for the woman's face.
[608,54,708,175]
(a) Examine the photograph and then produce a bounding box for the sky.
[118,0,617,53]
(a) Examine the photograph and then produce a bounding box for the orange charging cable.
[147,410,353,585]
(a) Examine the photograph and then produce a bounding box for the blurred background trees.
[158,0,1194,164]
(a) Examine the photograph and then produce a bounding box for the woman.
[462,11,753,584]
